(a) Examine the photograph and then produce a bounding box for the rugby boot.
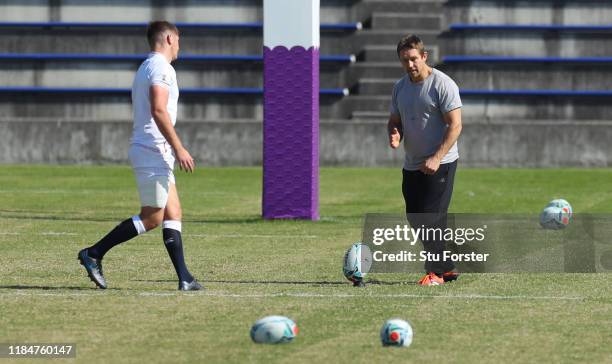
[442,271,460,282]
[78,249,107,289]
[179,278,203,291]
[417,272,444,286]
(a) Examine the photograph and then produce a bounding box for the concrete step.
[348,62,405,80]
[371,12,442,30]
[439,31,612,58]
[10,84,569,121]
[462,96,612,121]
[438,63,612,90]
[355,30,440,50]
[446,1,612,26]
[357,0,445,20]
[351,110,389,121]
[0,1,263,23]
[340,93,612,121]
[341,95,392,115]
[0,60,350,89]
[355,78,396,95]
[0,1,359,23]
[0,93,352,120]
[0,28,357,54]
[358,44,439,63]
[358,45,397,62]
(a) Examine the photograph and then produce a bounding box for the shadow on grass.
[366,279,419,286]
[0,285,120,291]
[0,210,362,225]
[0,210,263,224]
[133,279,418,286]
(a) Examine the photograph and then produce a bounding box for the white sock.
[132,215,146,235]
[162,220,182,232]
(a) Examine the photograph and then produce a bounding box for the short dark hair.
[147,21,179,48]
[396,34,425,57]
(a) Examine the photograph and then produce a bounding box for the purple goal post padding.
[263,46,319,220]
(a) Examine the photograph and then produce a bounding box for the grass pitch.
[0,166,611,363]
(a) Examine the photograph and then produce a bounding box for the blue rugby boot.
[78,249,107,289]
[179,278,202,291]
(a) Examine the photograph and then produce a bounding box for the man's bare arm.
[420,108,462,174]
[387,113,403,149]
[150,85,195,172]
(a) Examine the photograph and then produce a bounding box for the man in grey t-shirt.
[388,34,463,286]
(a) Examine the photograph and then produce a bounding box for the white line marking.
[41,232,79,236]
[200,292,585,300]
[0,291,585,300]
[0,232,79,236]
[184,234,318,239]
[0,189,115,194]
[0,189,238,196]
[0,232,316,239]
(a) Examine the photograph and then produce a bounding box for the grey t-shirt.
[390,68,462,171]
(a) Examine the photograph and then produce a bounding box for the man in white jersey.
[78,21,201,291]
[388,34,463,286]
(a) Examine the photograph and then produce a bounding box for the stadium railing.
[441,56,612,63]
[448,24,612,32]
[0,21,363,32]
[0,53,354,96]
[440,24,612,97]
[459,89,612,97]
[6,86,611,97]
[0,22,358,96]
[0,53,356,63]
[0,86,350,96]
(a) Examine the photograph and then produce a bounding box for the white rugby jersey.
[130,52,179,147]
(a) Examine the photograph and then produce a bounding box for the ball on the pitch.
[546,198,573,218]
[539,206,570,230]
[250,316,298,344]
[380,318,413,347]
[343,243,371,283]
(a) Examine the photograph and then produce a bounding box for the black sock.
[88,218,138,259]
[163,228,194,283]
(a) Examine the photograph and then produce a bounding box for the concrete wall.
[439,32,612,58]
[0,60,349,89]
[460,121,612,167]
[460,98,612,121]
[340,94,612,121]
[0,94,353,120]
[5,93,609,129]
[0,0,360,23]
[444,0,612,27]
[0,28,357,55]
[2,120,611,167]
[437,63,612,90]
[435,0,612,170]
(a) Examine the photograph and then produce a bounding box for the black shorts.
[402,160,457,214]
[402,160,458,273]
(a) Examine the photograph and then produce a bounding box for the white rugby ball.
[546,198,573,218]
[250,316,298,344]
[540,205,570,230]
[380,318,413,347]
[343,243,372,283]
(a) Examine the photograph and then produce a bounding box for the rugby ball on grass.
[250,316,298,344]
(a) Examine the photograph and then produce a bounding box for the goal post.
[262,0,320,220]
